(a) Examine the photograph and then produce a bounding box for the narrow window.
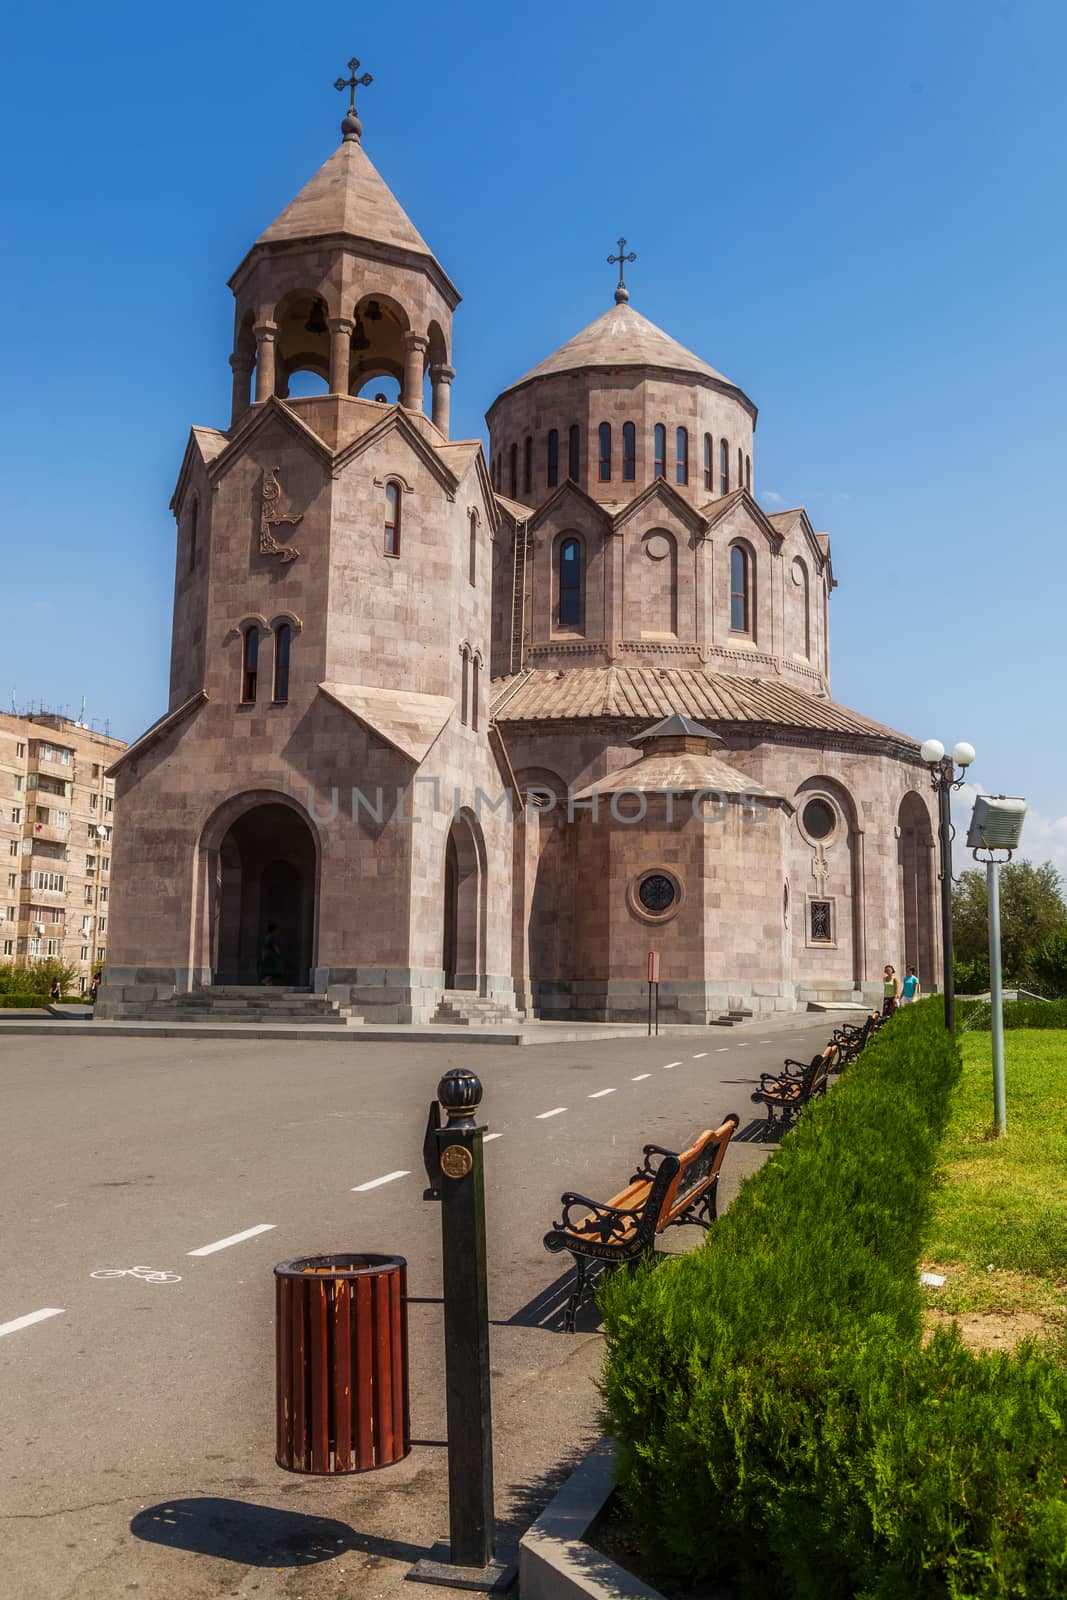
[188,497,199,572]
[745,454,752,491]
[598,422,612,481]
[676,427,689,486]
[730,546,750,633]
[559,537,581,627]
[523,436,533,496]
[547,428,559,487]
[241,625,259,703]
[719,438,729,495]
[623,421,636,480]
[568,424,580,482]
[471,656,481,733]
[703,433,713,491]
[468,510,477,586]
[273,623,291,702]
[653,424,666,478]
[460,647,470,726]
[384,482,401,556]
[738,446,743,490]
[492,456,499,490]
[509,442,518,499]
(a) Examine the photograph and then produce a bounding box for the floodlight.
[966,795,1026,853]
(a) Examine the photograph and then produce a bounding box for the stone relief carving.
[259,467,302,564]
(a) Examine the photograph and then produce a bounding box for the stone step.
[161,1009,359,1026]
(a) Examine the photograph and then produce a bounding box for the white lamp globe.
[920,739,945,766]
[952,741,976,768]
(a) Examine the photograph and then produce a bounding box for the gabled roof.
[493,492,537,522]
[614,475,710,537]
[698,487,784,550]
[490,666,919,751]
[572,750,782,802]
[107,692,208,780]
[318,683,453,765]
[256,138,433,258]
[631,712,723,745]
[527,478,614,535]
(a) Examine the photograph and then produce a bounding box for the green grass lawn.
[921,1028,1067,1339]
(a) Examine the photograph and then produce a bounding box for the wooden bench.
[543,1117,739,1332]
[750,1043,837,1130]
[831,1011,879,1065]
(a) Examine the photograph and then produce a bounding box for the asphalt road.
[0,1019,834,1600]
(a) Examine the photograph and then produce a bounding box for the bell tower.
[226,58,458,434]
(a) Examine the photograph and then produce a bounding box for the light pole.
[966,795,1027,1137]
[919,738,976,1032]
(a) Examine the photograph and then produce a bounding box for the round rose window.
[802,798,836,841]
[638,873,676,914]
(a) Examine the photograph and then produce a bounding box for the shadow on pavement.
[130,1497,428,1568]
[732,1117,786,1145]
[493,1268,603,1334]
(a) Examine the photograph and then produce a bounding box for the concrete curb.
[519,1438,665,1600]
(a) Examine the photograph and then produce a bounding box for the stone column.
[430,363,456,437]
[229,353,255,425]
[401,332,429,412]
[253,322,278,402]
[328,317,355,396]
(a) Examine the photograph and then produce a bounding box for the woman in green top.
[882,964,900,1014]
[260,923,285,986]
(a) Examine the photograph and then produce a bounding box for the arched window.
[653,424,666,478]
[241,625,259,704]
[384,483,401,556]
[273,623,291,703]
[523,436,533,496]
[623,421,636,481]
[558,537,581,627]
[793,558,811,659]
[730,545,751,633]
[703,434,713,491]
[568,425,580,482]
[547,429,559,488]
[509,442,518,499]
[676,427,689,486]
[598,422,612,482]
[738,446,743,490]
[719,439,729,495]
[471,655,481,733]
[468,510,477,587]
[745,454,752,492]
[460,646,471,726]
[188,497,199,572]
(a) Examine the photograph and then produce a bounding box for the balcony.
[31,822,70,846]
[29,753,74,783]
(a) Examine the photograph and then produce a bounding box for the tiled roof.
[491,666,917,748]
[573,750,782,801]
[501,303,736,394]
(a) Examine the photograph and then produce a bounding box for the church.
[98,76,940,1026]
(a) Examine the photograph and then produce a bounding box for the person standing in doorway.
[260,923,285,986]
[901,965,921,1005]
[882,964,900,1015]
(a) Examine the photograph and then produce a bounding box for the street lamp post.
[920,738,976,1032]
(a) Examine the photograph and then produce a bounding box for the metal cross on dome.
[607,237,637,303]
[335,56,373,113]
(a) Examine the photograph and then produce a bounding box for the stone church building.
[98,95,939,1025]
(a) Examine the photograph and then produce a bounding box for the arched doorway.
[212,803,316,986]
[898,792,937,988]
[441,811,486,992]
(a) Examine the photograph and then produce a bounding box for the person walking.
[882,964,900,1015]
[49,978,62,1004]
[900,965,921,1005]
[260,923,285,986]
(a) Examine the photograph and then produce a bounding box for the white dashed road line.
[588,1088,616,1099]
[663,1061,683,1069]
[536,1107,567,1120]
[483,1132,503,1143]
[632,1073,651,1081]
[692,1052,707,1058]
[716,1047,730,1053]
[187,1224,277,1255]
[350,1171,411,1193]
[0,1308,64,1340]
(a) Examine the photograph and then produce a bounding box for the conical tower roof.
[255,138,435,259]
[502,301,737,394]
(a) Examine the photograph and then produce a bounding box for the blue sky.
[3,1,1065,864]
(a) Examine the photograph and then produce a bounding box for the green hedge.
[0,994,51,1008]
[600,999,1067,1599]
[960,997,1067,1030]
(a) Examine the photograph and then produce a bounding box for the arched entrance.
[441,811,486,992]
[898,791,937,988]
[211,802,316,986]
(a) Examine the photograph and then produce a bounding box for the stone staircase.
[710,1006,755,1028]
[157,986,362,1026]
[431,990,522,1027]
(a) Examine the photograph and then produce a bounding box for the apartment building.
[0,712,126,988]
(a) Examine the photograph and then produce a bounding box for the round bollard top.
[438,1067,483,1125]
[274,1252,406,1280]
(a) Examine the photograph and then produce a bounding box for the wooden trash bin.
[274,1253,410,1474]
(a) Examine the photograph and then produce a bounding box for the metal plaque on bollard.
[408,1069,517,1592]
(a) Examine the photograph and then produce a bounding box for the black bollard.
[407,1069,517,1592]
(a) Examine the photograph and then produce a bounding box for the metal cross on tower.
[607,237,637,304]
[335,57,373,141]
